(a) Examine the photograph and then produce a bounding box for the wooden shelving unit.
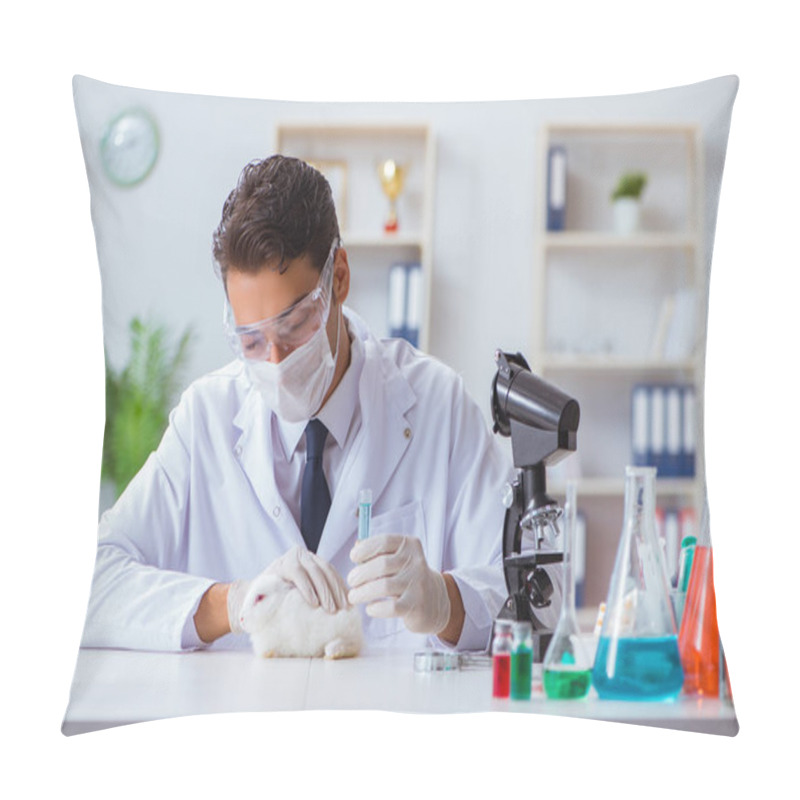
[275,123,436,351]
[534,122,707,605]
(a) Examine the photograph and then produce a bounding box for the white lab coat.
[82,310,559,653]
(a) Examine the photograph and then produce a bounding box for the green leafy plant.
[102,318,192,499]
[611,171,648,201]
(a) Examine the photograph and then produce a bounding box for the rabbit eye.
[254,594,265,604]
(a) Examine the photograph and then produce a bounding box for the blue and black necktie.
[300,418,332,553]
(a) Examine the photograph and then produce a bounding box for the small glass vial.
[491,620,513,698]
[510,621,533,700]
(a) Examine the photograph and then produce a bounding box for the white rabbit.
[239,573,363,659]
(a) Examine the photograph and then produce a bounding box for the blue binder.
[630,382,696,477]
[546,145,567,231]
[664,385,682,478]
[387,261,422,347]
[681,384,696,477]
[388,262,407,340]
[649,385,666,475]
[405,263,422,348]
[631,384,650,467]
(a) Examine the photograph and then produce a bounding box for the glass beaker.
[592,466,684,701]
[543,481,592,699]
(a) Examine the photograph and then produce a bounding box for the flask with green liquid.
[542,480,592,699]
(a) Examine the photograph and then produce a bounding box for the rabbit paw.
[324,637,357,660]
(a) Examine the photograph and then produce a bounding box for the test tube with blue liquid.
[358,489,372,540]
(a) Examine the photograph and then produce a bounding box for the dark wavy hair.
[212,155,340,285]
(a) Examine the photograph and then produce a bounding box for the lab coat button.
[234,445,242,457]
[404,427,412,439]
[273,506,281,518]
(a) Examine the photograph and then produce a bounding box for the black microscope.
[491,350,580,662]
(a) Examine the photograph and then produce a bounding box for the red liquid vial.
[493,653,511,698]
[678,546,720,696]
[491,620,513,698]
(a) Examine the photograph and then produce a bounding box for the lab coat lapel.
[317,338,416,564]
[232,389,304,550]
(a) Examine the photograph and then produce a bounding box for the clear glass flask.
[592,466,684,701]
[543,481,592,699]
[678,501,722,697]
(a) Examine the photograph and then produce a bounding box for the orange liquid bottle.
[678,545,719,696]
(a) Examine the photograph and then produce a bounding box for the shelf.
[544,122,699,136]
[540,355,697,373]
[275,123,430,138]
[342,232,424,248]
[551,477,698,497]
[543,232,695,250]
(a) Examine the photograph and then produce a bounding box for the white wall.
[73,76,736,429]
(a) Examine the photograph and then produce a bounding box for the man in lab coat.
[82,155,560,654]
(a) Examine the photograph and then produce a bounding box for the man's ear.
[332,246,350,305]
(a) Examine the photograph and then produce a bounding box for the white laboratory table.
[62,644,738,736]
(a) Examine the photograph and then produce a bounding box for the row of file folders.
[631,383,696,477]
[388,262,422,348]
[571,505,697,606]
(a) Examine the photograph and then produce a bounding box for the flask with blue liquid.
[592,466,684,701]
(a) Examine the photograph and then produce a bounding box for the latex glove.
[227,545,350,634]
[347,534,451,635]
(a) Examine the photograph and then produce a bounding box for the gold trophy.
[378,159,406,233]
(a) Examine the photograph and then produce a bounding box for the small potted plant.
[611,171,648,234]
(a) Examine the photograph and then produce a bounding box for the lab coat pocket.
[363,500,427,641]
[369,499,426,542]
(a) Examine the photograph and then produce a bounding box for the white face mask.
[245,307,341,422]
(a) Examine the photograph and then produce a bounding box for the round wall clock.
[100,108,160,187]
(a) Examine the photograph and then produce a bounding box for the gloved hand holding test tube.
[358,489,372,540]
[348,487,452,636]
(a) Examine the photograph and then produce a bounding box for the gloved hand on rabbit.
[228,545,362,659]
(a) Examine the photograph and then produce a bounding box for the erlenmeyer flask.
[592,466,684,701]
[543,480,592,699]
[678,502,721,696]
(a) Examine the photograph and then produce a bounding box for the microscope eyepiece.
[491,350,579,468]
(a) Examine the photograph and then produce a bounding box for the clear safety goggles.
[224,242,337,362]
